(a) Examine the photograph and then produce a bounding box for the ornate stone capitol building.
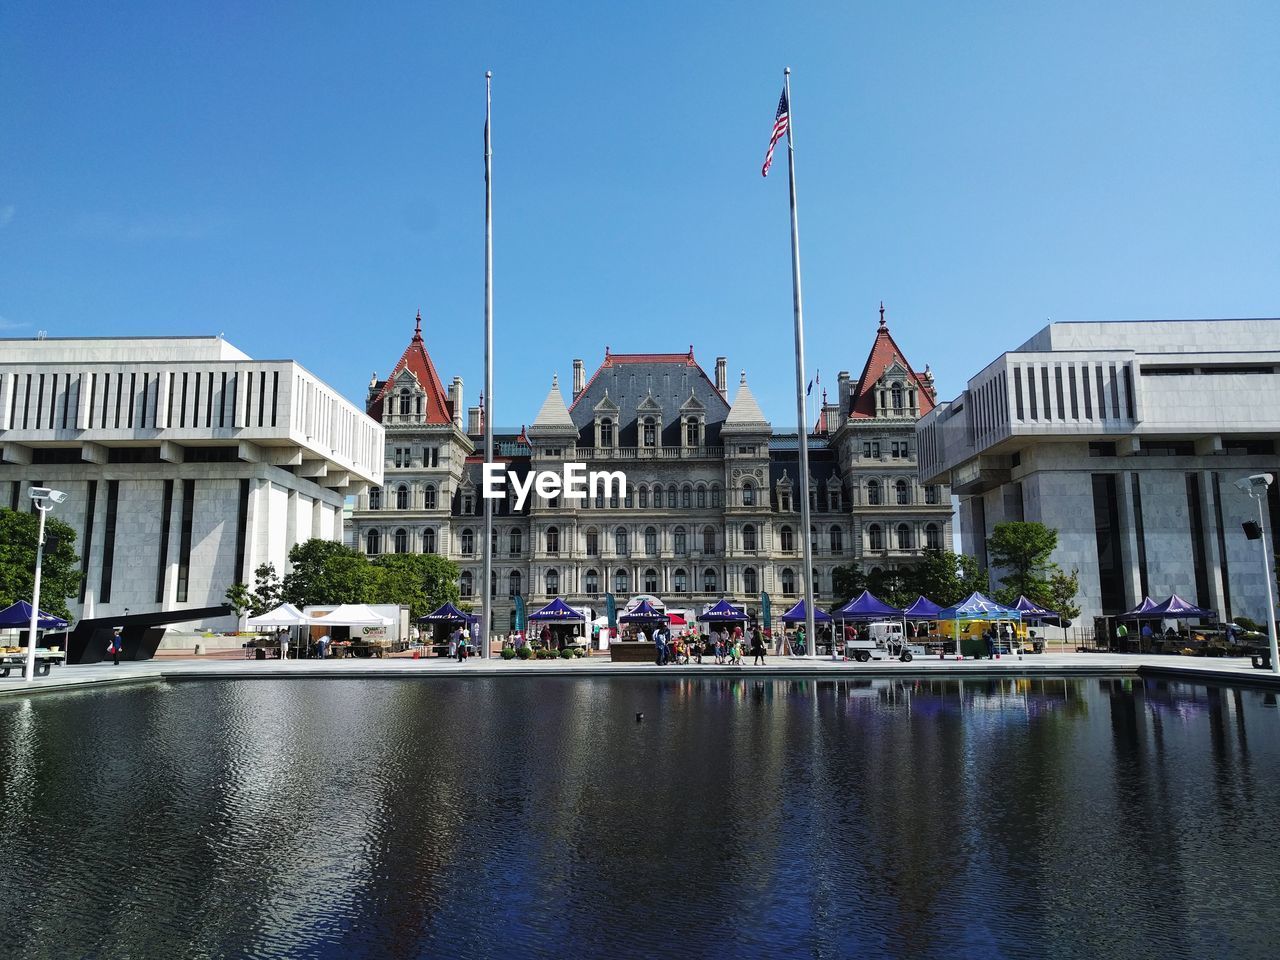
[350,308,952,632]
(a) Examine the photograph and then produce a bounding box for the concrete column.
[1115,471,1144,608]
[1199,470,1228,618]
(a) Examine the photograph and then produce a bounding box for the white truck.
[844,621,926,663]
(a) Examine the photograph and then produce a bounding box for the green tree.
[224,582,254,619]
[0,508,82,620]
[987,521,1060,604]
[250,562,283,615]
[831,562,868,607]
[1045,567,1082,622]
[369,553,460,620]
[907,549,989,605]
[280,539,375,607]
[868,567,915,609]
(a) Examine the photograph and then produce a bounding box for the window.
[644,568,659,593]
[743,524,757,551]
[610,492,619,509]
[925,485,939,505]
[711,485,722,507]
[696,486,706,508]
[585,569,600,595]
[863,441,872,458]
[780,492,791,512]
[686,418,699,446]
[509,530,522,556]
[639,487,649,508]
[781,568,796,596]
[642,418,657,447]
[674,526,687,555]
[546,569,559,595]
[599,418,614,446]
[508,571,521,597]
[423,528,436,553]
[546,526,560,554]
[462,494,474,514]
[830,526,844,554]
[491,528,499,554]
[399,390,411,416]
[868,524,883,551]
[615,527,629,554]
[892,383,904,411]
[366,529,381,554]
[394,528,408,553]
[867,480,881,505]
[830,488,842,512]
[668,485,678,508]
[896,523,913,549]
[396,484,409,510]
[674,568,688,593]
[460,571,473,597]
[652,487,663,508]
[491,571,498,598]
[896,480,910,505]
[586,529,599,556]
[781,526,794,551]
[1089,441,1117,458]
[742,482,756,506]
[594,492,604,509]
[369,487,382,510]
[424,485,437,510]
[744,567,758,593]
[615,569,629,594]
[423,446,439,467]
[810,525,818,551]
[925,523,942,550]
[644,526,658,554]
[681,486,691,508]
[461,528,475,555]
[702,526,716,553]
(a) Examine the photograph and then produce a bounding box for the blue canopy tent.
[936,592,1023,659]
[528,598,587,649]
[1012,595,1062,625]
[0,600,69,631]
[1118,597,1160,620]
[697,599,747,624]
[780,599,833,623]
[904,596,943,620]
[619,599,668,624]
[418,602,477,624]
[1148,594,1214,620]
[834,590,904,621]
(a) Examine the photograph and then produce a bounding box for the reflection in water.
[0,677,1277,959]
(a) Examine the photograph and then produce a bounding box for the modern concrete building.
[350,308,951,633]
[916,319,1280,625]
[0,336,383,628]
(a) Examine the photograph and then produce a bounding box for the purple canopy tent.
[1013,595,1061,624]
[1118,597,1160,620]
[696,599,747,623]
[1148,594,1214,619]
[904,596,943,620]
[936,592,1023,659]
[418,602,478,624]
[780,599,833,623]
[619,599,668,623]
[834,590,904,621]
[0,600,69,631]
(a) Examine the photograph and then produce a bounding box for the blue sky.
[2,1,1277,427]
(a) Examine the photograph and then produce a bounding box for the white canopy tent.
[246,603,309,627]
[309,604,394,627]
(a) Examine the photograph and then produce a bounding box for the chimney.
[715,357,727,398]
[467,405,482,435]
[837,371,851,413]
[572,358,585,401]
[449,376,464,429]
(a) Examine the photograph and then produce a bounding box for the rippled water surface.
[1,676,1279,959]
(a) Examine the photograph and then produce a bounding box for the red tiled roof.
[367,312,453,424]
[848,310,935,420]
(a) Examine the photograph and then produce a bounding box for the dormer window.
[599,417,614,447]
[399,390,412,417]
[642,417,657,448]
[685,417,699,447]
[892,382,904,411]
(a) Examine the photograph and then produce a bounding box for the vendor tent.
[311,604,394,626]
[936,592,1022,659]
[1148,594,1214,620]
[834,590,903,621]
[528,598,586,621]
[418,602,477,624]
[697,599,747,623]
[780,599,833,623]
[246,603,308,627]
[1012,595,1062,625]
[620,599,668,623]
[0,600,69,631]
[904,596,944,620]
[1119,597,1160,620]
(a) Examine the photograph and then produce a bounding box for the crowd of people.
[632,623,769,666]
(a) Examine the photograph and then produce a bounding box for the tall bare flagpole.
[784,67,817,657]
[481,70,494,658]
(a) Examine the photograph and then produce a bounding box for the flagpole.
[783,67,817,658]
[481,70,494,659]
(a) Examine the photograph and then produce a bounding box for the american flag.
[761,86,789,177]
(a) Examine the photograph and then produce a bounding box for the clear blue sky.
[2,1,1277,426]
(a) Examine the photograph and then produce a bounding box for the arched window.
[742,482,756,506]
[896,479,910,505]
[696,485,707,508]
[461,528,475,555]
[667,485,678,508]
[711,485,722,507]
[491,570,497,598]
[780,525,794,551]
[369,486,382,510]
[394,528,408,553]
[811,525,818,551]
[460,571,473,597]
[868,524,883,551]
[366,529,381,554]
[585,569,600,595]
[424,485,437,510]
[892,382,904,411]
[925,523,942,550]
[743,524,757,551]
[395,484,408,510]
[423,528,436,553]
[639,486,649,508]
[702,568,717,592]
[652,486,663,508]
[615,569,629,594]
[615,527,629,554]
[642,417,657,447]
[545,568,559,595]
[681,485,692,508]
[508,570,521,597]
[925,485,940,505]
[644,568,659,593]
[509,529,522,556]
[896,523,913,550]
[644,526,658,554]
[586,529,599,556]
[781,568,796,596]
[867,480,881,505]
[743,567,758,593]
[674,526,687,555]
[830,525,844,554]
[399,390,411,416]
[685,417,699,447]
[702,526,716,554]
[546,526,560,554]
[599,418,614,447]
[673,568,688,593]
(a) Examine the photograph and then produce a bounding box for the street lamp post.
[24,487,68,683]
[1236,473,1279,675]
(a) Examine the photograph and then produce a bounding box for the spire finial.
[552,373,559,389]
[739,369,747,385]
[879,301,886,328]
[414,309,423,340]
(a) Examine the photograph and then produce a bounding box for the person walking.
[109,629,122,666]
[456,631,467,662]
[750,626,766,666]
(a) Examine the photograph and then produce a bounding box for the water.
[1,676,1278,959]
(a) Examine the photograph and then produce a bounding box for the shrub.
[574,647,587,657]
[501,648,517,660]
[516,646,533,660]
[559,647,575,659]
